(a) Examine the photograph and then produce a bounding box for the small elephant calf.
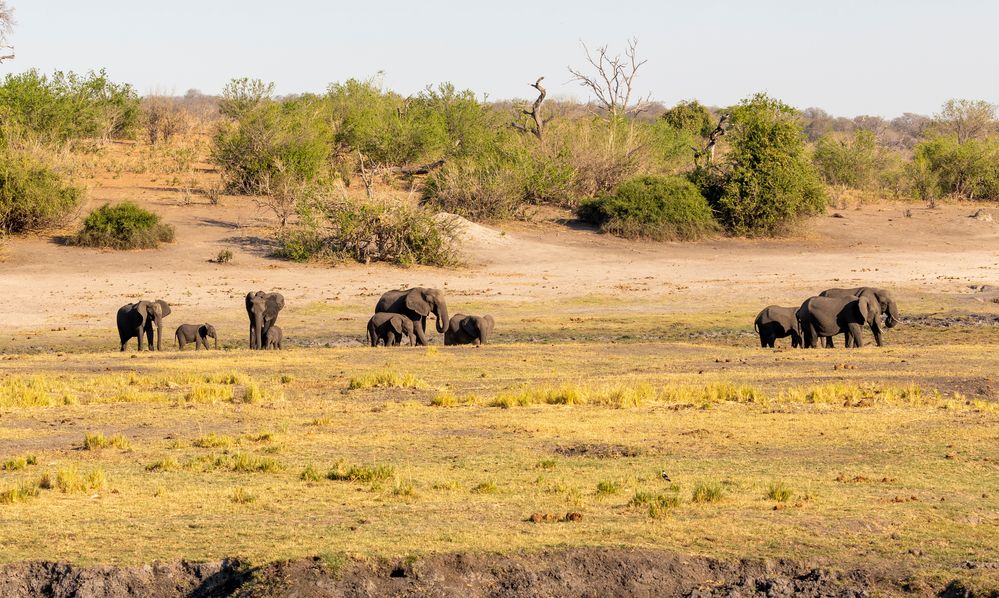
[264,325,283,350]
[175,323,218,350]
[444,314,494,346]
[367,313,415,347]
[754,306,802,348]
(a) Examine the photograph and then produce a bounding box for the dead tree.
[693,114,729,168]
[568,38,652,121]
[0,1,14,63]
[511,77,551,140]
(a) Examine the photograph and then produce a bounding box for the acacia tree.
[0,1,14,63]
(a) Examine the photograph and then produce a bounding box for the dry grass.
[0,336,997,589]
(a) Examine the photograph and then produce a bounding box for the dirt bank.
[0,548,989,597]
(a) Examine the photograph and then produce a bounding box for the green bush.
[211,85,333,194]
[813,130,885,190]
[0,148,83,234]
[708,93,826,236]
[276,199,460,267]
[578,175,719,241]
[0,69,140,142]
[911,135,999,200]
[71,202,175,249]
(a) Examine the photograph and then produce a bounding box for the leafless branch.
[568,38,651,120]
[511,76,548,140]
[693,114,729,168]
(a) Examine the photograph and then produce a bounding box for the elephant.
[796,294,882,348]
[245,291,284,350]
[444,314,494,346]
[367,313,415,347]
[116,300,171,352]
[264,325,283,350]
[374,287,448,346]
[819,287,900,347]
[753,306,802,348]
[175,323,218,350]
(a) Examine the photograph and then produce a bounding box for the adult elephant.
[819,287,899,347]
[796,295,881,349]
[753,306,802,348]
[374,287,448,346]
[116,300,171,352]
[245,291,285,350]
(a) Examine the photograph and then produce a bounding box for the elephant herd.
[114,287,494,352]
[754,287,901,349]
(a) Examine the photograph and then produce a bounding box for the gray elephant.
[374,287,448,346]
[819,287,899,347]
[264,325,283,350]
[753,306,802,348]
[175,323,218,350]
[796,294,882,348]
[116,300,171,352]
[444,314,494,346]
[367,313,415,347]
[245,291,284,350]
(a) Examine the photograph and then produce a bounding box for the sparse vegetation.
[1,454,37,471]
[71,202,175,249]
[326,462,394,483]
[348,371,429,391]
[766,481,794,502]
[691,481,724,504]
[82,432,130,450]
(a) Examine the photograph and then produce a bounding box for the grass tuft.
[83,432,130,450]
[326,462,394,483]
[0,481,41,504]
[230,487,256,504]
[691,481,725,504]
[766,480,794,502]
[145,457,181,472]
[1,454,38,471]
[348,371,429,391]
[193,433,235,449]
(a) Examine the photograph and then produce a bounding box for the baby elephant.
[175,323,218,350]
[444,314,494,346]
[367,313,415,347]
[754,306,802,348]
[264,325,283,350]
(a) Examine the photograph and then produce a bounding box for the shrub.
[277,199,461,267]
[0,148,84,234]
[71,202,174,249]
[212,88,332,194]
[813,130,887,190]
[0,69,141,142]
[708,93,826,236]
[578,175,719,241]
[421,158,528,221]
[911,135,999,200]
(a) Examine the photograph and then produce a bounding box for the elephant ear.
[405,290,431,316]
[156,300,171,318]
[863,295,881,323]
[460,317,479,337]
[483,315,495,331]
[854,296,875,325]
[388,316,404,335]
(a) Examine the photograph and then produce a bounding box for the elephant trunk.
[254,315,263,350]
[885,301,900,328]
[214,335,218,349]
[435,302,448,334]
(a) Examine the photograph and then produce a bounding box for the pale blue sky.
[6,0,998,117]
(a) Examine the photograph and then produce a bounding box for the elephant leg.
[758,333,768,348]
[824,336,835,348]
[847,324,864,348]
[871,323,884,347]
[135,326,145,351]
[412,318,428,346]
[791,331,802,348]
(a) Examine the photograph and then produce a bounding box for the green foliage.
[212,84,333,194]
[661,100,715,137]
[0,69,140,142]
[0,147,83,234]
[328,78,501,167]
[421,157,528,220]
[708,94,825,236]
[218,78,275,120]
[912,135,999,200]
[578,175,719,241]
[71,202,175,249]
[813,130,884,189]
[277,199,460,267]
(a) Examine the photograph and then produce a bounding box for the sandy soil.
[2,167,998,335]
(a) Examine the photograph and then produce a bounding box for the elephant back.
[375,290,406,314]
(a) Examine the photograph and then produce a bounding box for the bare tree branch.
[510,76,548,140]
[0,0,15,62]
[568,38,651,121]
[693,113,729,168]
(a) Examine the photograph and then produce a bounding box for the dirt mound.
[0,547,966,597]
[436,212,513,249]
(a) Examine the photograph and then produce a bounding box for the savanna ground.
[2,139,999,595]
